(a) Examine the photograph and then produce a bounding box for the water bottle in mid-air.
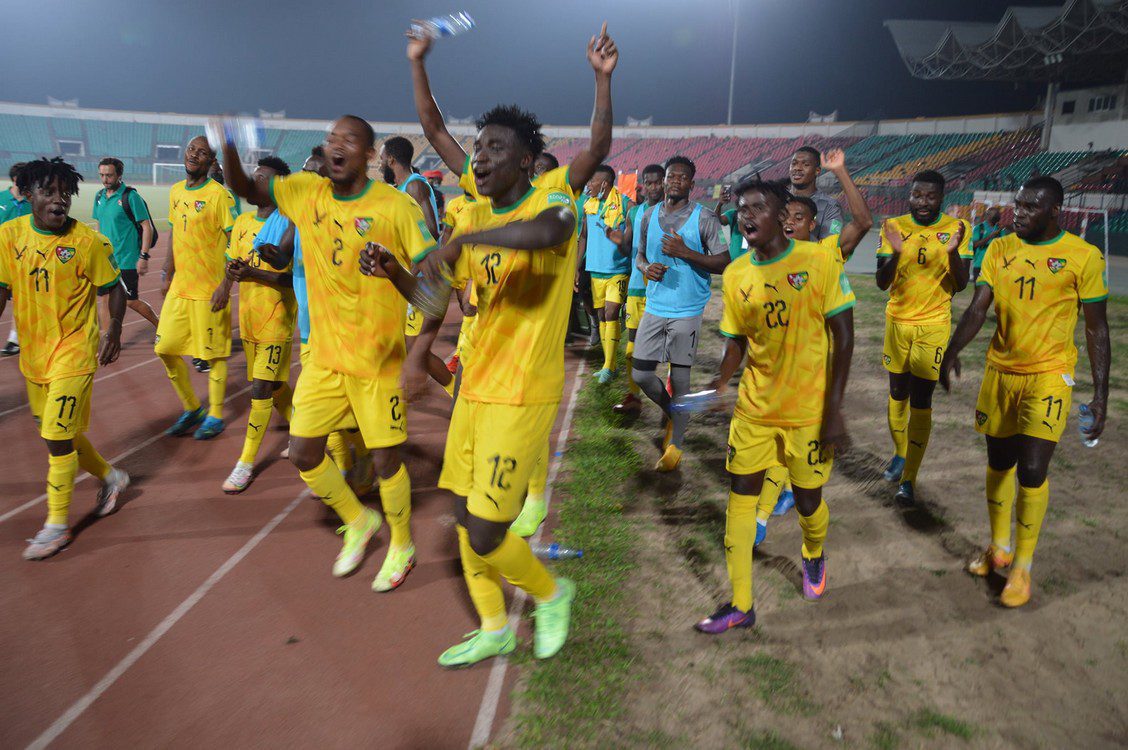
[530,542,583,560]
[206,116,263,154]
[670,389,719,413]
[1078,403,1099,448]
[412,12,476,40]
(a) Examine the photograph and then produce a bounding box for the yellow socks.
[457,526,507,631]
[725,491,758,611]
[272,383,293,422]
[73,433,111,482]
[902,407,932,483]
[239,398,274,465]
[986,466,1017,551]
[207,359,227,419]
[46,451,78,526]
[378,464,412,549]
[625,339,640,395]
[160,355,201,411]
[1014,481,1048,570]
[887,397,909,459]
[757,466,788,522]
[798,499,829,560]
[300,454,364,525]
[326,431,353,472]
[602,319,620,371]
[482,531,557,603]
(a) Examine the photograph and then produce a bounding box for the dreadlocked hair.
[733,175,791,212]
[17,157,83,197]
[476,104,546,157]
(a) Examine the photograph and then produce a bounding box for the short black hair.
[340,114,376,149]
[537,152,560,170]
[9,162,26,181]
[664,155,696,178]
[734,175,791,212]
[1023,175,1065,207]
[383,136,414,166]
[17,157,83,197]
[787,195,819,218]
[99,157,124,176]
[257,155,291,176]
[911,170,946,192]
[594,164,616,180]
[641,163,665,179]
[310,145,325,158]
[475,104,546,157]
[794,146,821,167]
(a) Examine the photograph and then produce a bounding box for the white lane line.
[0,357,297,526]
[26,489,309,750]
[467,358,587,750]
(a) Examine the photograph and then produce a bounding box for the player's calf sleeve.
[482,531,557,602]
[901,407,932,483]
[239,398,274,465]
[625,340,640,396]
[160,355,200,411]
[986,466,1017,551]
[73,433,111,482]
[725,491,758,612]
[602,319,620,371]
[798,499,829,560]
[325,432,353,472]
[300,455,364,525]
[458,525,507,631]
[378,464,412,549]
[888,397,909,458]
[1014,481,1048,571]
[758,466,788,522]
[46,451,78,526]
[206,359,227,419]
[272,383,293,422]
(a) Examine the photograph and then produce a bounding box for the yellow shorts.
[975,366,1073,443]
[244,339,292,383]
[439,399,559,523]
[289,360,406,449]
[404,304,422,337]
[455,314,478,360]
[155,294,232,360]
[726,416,833,489]
[883,321,948,380]
[27,375,93,441]
[625,294,646,331]
[591,274,628,310]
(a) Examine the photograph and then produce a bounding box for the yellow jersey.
[450,182,579,405]
[459,160,580,201]
[978,230,1108,375]
[269,172,435,380]
[230,211,297,344]
[442,194,475,232]
[818,233,846,263]
[720,239,856,427]
[0,216,121,383]
[877,213,972,325]
[167,178,235,301]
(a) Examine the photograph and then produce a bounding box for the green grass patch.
[743,729,801,750]
[909,708,977,740]
[734,653,818,716]
[870,721,902,750]
[512,364,643,749]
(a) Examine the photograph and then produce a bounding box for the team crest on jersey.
[787,271,809,291]
[1048,258,1066,274]
[194,200,206,212]
[975,410,988,426]
[355,217,372,235]
[937,232,951,244]
[55,246,75,264]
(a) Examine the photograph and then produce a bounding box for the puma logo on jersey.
[764,282,778,293]
[35,249,47,259]
[918,234,930,242]
[332,218,343,230]
[1024,258,1037,268]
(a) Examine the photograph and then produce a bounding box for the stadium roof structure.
[885,0,1128,81]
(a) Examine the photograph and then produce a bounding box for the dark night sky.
[0,0,1058,126]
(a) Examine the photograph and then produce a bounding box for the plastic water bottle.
[670,389,719,413]
[205,116,263,154]
[530,542,583,560]
[409,263,454,319]
[411,12,476,40]
[1078,403,1099,448]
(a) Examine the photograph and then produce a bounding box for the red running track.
[0,236,585,749]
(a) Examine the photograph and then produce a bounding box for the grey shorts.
[633,312,702,367]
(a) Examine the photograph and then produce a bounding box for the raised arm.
[822,149,872,261]
[406,27,469,174]
[567,23,618,194]
[1081,300,1110,439]
[939,282,994,391]
[217,135,270,207]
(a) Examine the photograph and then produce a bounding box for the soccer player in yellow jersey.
[0,158,130,560]
[695,177,854,633]
[157,135,236,440]
[215,157,297,494]
[782,149,873,262]
[221,115,435,590]
[393,21,618,667]
[940,177,1109,608]
[875,170,971,505]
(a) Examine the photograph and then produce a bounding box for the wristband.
[140,253,151,260]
